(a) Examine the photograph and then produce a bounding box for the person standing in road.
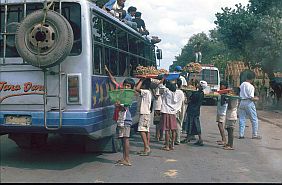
[160,80,183,151]
[239,73,262,139]
[174,66,188,87]
[105,65,135,166]
[185,80,207,146]
[175,78,187,145]
[135,78,152,156]
[223,88,240,150]
[216,81,228,146]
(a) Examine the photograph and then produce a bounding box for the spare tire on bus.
[15,10,74,68]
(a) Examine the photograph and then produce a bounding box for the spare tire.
[15,10,74,68]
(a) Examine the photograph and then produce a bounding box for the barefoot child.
[216,81,228,146]
[160,80,183,151]
[224,89,239,150]
[106,66,135,166]
[135,78,152,156]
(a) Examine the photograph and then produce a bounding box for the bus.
[0,0,159,152]
[187,65,220,104]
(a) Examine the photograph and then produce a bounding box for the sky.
[125,0,250,70]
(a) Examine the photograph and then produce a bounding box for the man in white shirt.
[239,73,261,139]
[174,66,188,87]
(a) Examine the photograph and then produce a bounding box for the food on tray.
[216,89,232,94]
[134,65,168,75]
[183,62,202,73]
[181,85,197,91]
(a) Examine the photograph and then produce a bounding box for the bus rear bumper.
[0,110,115,135]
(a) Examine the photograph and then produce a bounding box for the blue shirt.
[124,108,133,126]
[217,95,228,116]
[124,12,133,21]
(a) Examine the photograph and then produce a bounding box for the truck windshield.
[188,69,219,85]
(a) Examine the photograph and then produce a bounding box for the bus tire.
[15,10,73,68]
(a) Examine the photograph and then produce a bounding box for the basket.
[108,89,135,106]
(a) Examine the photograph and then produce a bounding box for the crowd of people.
[105,65,262,167]
[99,0,161,44]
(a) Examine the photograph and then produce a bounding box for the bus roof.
[3,0,153,44]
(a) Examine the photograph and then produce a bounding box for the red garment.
[113,107,120,121]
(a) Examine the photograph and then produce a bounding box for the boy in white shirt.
[135,78,152,156]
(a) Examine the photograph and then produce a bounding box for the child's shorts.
[225,120,237,129]
[117,126,131,138]
[138,114,151,132]
[216,114,226,123]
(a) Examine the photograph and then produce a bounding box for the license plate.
[5,115,32,125]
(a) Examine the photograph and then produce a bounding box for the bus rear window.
[188,69,219,85]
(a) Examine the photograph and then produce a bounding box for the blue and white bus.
[0,0,159,152]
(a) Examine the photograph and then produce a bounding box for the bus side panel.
[91,75,140,125]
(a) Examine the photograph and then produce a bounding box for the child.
[223,88,239,150]
[175,78,186,145]
[185,80,207,146]
[160,80,183,151]
[105,65,135,166]
[216,81,228,146]
[151,78,165,142]
[135,78,152,156]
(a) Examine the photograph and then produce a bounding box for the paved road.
[1,106,282,183]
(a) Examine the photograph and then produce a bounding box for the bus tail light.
[67,74,82,104]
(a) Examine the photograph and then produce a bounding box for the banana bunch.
[183,62,202,73]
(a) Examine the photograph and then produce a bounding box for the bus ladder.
[43,64,64,130]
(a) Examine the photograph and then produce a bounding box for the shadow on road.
[0,134,113,171]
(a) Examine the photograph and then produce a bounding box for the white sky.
[125,0,250,70]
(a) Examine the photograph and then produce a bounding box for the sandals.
[161,146,170,151]
[223,146,234,150]
[193,140,204,146]
[117,160,132,166]
[217,141,226,145]
[139,151,150,156]
[252,135,262,140]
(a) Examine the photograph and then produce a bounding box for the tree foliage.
[173,0,282,78]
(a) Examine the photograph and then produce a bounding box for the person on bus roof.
[103,0,126,18]
[132,11,149,36]
[121,6,138,30]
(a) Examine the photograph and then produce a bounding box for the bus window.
[117,27,128,51]
[130,56,138,76]
[60,3,82,55]
[119,52,128,76]
[105,49,118,76]
[188,69,219,85]
[202,69,218,85]
[93,45,103,75]
[128,34,138,55]
[103,20,117,48]
[137,39,145,57]
[91,14,103,43]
